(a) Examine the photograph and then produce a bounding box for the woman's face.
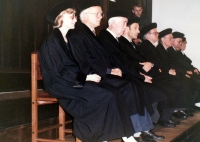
[62,11,77,29]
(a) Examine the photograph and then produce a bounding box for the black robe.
[39,28,131,142]
[67,22,154,138]
[138,40,192,108]
[167,46,200,102]
[167,47,187,75]
[97,30,167,108]
[156,43,174,73]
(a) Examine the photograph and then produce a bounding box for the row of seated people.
[39,0,200,142]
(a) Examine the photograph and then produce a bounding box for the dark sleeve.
[67,30,107,77]
[98,35,145,81]
[39,38,87,88]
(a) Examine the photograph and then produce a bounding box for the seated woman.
[39,0,138,142]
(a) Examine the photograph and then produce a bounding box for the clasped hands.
[86,68,122,83]
[169,69,176,75]
[139,62,153,72]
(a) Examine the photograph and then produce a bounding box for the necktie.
[130,42,137,51]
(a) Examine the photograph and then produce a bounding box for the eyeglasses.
[149,32,159,35]
[86,12,104,18]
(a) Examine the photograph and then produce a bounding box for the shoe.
[195,102,200,107]
[141,130,165,140]
[169,118,180,125]
[158,120,176,127]
[134,135,156,142]
[172,111,188,119]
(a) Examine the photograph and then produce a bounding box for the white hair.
[79,8,89,21]
[143,32,149,40]
[108,17,120,26]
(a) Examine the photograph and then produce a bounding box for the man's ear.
[124,26,129,33]
[132,10,135,13]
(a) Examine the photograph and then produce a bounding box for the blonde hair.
[53,8,76,28]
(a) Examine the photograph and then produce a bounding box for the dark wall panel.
[0,0,62,92]
[0,0,151,92]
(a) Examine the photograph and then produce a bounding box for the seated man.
[138,24,193,119]
[180,37,200,107]
[67,1,165,139]
[117,19,179,128]
[167,32,200,109]
[180,37,199,74]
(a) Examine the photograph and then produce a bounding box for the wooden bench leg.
[59,106,65,140]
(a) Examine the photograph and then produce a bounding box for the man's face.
[173,38,182,50]
[181,41,187,51]
[85,6,103,28]
[114,17,128,37]
[128,23,140,39]
[148,28,159,43]
[161,34,173,48]
[132,6,143,17]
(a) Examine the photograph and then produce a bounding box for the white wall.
[152,0,200,69]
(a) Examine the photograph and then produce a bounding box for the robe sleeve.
[67,30,107,77]
[39,37,87,88]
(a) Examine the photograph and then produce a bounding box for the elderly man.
[138,24,194,119]
[67,0,164,142]
[118,20,180,128]
[98,12,166,141]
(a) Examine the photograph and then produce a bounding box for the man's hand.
[194,69,199,74]
[111,68,122,77]
[187,71,193,75]
[185,74,191,78]
[133,38,141,45]
[140,72,152,83]
[169,69,176,75]
[86,74,101,83]
[140,62,152,72]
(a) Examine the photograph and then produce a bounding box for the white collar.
[106,28,118,39]
[123,36,132,42]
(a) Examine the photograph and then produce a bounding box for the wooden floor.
[65,111,200,142]
[0,110,200,142]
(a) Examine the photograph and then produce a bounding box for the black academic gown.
[39,28,130,142]
[167,47,200,102]
[67,22,153,138]
[138,40,192,108]
[117,36,171,106]
[97,30,167,109]
[167,47,187,76]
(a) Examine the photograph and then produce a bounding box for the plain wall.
[152,0,200,69]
